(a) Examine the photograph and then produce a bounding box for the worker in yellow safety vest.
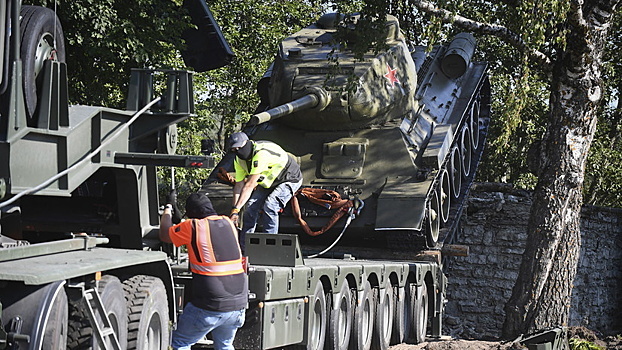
[228,132,303,249]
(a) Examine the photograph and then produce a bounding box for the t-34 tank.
[203,12,490,253]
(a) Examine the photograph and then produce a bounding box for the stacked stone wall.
[443,183,622,339]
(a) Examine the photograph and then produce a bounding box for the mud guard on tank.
[375,179,430,231]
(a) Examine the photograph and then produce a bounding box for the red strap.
[291,188,353,236]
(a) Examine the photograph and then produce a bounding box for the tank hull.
[202,16,491,252]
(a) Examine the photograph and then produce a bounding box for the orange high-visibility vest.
[170,216,244,277]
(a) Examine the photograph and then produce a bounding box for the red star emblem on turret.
[384,63,400,88]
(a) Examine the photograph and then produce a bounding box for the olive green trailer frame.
[231,233,447,350]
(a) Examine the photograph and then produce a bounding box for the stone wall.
[443,183,622,339]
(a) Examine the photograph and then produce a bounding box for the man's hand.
[230,207,240,227]
[166,189,177,204]
[167,189,182,224]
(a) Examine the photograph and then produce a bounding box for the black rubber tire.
[327,281,352,350]
[42,284,69,349]
[405,283,418,344]
[67,275,129,349]
[390,285,406,345]
[351,280,374,350]
[96,275,129,349]
[410,283,428,344]
[19,5,66,124]
[372,283,393,350]
[306,281,327,350]
[123,275,170,350]
[2,282,68,349]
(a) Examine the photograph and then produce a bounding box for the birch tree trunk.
[502,0,618,338]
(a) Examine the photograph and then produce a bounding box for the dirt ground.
[390,339,522,350]
[388,327,622,350]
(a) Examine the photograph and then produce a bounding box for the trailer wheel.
[327,281,352,350]
[409,283,428,344]
[42,283,69,349]
[67,275,128,349]
[372,283,393,350]
[97,276,129,349]
[123,275,170,350]
[351,280,374,350]
[19,5,66,124]
[1,281,68,349]
[306,281,327,350]
[390,285,406,345]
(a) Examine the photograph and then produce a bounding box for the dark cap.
[185,192,217,219]
[228,132,249,149]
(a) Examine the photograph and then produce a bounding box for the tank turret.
[203,12,491,253]
[253,13,419,131]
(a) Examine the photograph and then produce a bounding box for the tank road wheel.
[372,282,393,350]
[2,281,69,349]
[449,147,462,200]
[410,283,428,344]
[438,169,451,225]
[328,281,352,350]
[351,280,374,350]
[460,125,473,178]
[19,5,66,124]
[123,275,170,350]
[306,281,327,350]
[390,285,407,345]
[470,100,481,150]
[425,191,440,248]
[67,275,128,350]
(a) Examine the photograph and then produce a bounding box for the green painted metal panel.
[0,247,167,285]
[261,298,306,349]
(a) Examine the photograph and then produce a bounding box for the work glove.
[167,189,183,224]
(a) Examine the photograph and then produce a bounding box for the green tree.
[30,0,187,107]
[391,0,618,338]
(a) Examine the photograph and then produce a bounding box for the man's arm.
[232,174,261,211]
[159,205,173,244]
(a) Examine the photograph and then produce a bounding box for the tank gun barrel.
[250,87,330,126]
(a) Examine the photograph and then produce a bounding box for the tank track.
[386,87,491,252]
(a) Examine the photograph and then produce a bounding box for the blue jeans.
[241,179,302,236]
[171,302,245,350]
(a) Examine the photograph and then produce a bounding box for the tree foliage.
[30,0,187,108]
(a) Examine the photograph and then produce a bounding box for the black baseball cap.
[229,132,249,149]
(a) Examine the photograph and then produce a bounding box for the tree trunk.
[502,0,617,338]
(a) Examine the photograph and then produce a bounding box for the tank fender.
[419,124,454,169]
[375,179,430,231]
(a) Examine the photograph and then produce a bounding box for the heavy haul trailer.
[0,0,227,349]
[231,233,447,350]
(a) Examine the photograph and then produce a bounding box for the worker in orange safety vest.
[160,192,247,350]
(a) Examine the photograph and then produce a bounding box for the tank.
[202,13,491,253]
